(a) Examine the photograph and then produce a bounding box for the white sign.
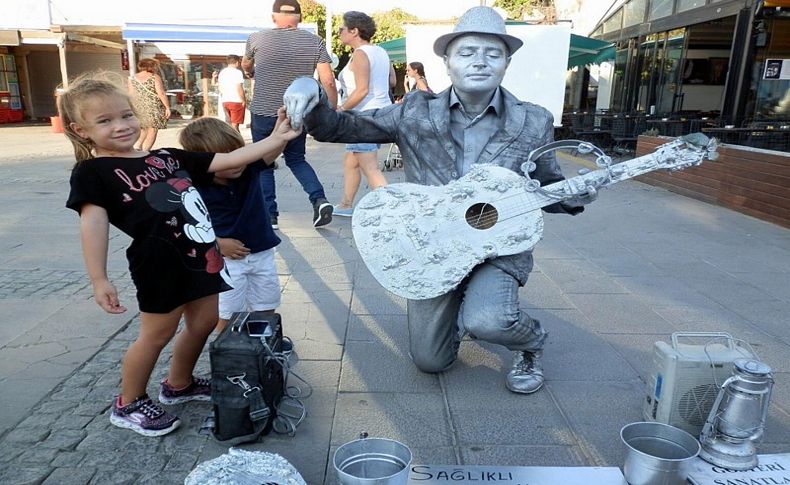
[763,59,790,80]
[686,453,790,484]
[404,24,571,126]
[407,464,626,484]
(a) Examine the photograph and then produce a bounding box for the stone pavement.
[0,122,788,484]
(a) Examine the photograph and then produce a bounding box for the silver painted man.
[284,6,597,394]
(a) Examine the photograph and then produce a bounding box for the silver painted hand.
[283,77,320,131]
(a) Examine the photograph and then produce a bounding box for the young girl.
[61,75,300,437]
[179,118,281,334]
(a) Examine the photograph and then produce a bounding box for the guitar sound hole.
[465,203,498,230]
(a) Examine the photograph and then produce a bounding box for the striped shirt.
[245,27,332,116]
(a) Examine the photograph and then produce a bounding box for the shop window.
[624,0,647,28]
[747,19,790,119]
[648,0,673,20]
[677,0,706,12]
[0,54,22,113]
[603,9,623,33]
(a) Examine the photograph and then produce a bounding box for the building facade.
[590,0,789,124]
[0,0,275,122]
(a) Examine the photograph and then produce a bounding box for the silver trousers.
[407,262,547,373]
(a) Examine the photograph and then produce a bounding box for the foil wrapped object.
[185,448,307,485]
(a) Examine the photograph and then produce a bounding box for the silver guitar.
[352,135,718,300]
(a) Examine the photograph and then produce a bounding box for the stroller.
[382,143,403,172]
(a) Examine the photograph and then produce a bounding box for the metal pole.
[325,0,332,57]
[127,39,137,76]
[57,35,69,88]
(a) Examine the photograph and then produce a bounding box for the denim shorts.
[345,143,380,153]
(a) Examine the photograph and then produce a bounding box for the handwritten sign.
[686,454,790,485]
[406,465,626,484]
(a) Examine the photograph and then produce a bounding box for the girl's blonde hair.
[179,117,245,154]
[57,72,135,163]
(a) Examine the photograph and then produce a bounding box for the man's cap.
[433,6,523,57]
[272,0,301,15]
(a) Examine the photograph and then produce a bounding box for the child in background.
[61,74,300,437]
[179,118,282,334]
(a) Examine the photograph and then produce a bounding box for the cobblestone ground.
[0,315,216,485]
[0,269,134,299]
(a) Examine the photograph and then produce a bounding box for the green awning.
[379,34,614,68]
[568,34,615,69]
[377,37,406,63]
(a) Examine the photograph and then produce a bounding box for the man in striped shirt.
[242,0,338,228]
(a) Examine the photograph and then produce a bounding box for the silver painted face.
[444,34,510,98]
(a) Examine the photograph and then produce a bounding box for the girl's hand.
[217,237,250,260]
[92,278,127,314]
[273,107,302,141]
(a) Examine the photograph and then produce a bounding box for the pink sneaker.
[158,376,211,405]
[110,394,180,437]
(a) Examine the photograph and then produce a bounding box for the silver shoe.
[506,350,544,394]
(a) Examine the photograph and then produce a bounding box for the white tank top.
[339,44,392,111]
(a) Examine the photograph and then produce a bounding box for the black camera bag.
[208,312,285,445]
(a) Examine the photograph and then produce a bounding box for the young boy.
[179,118,281,333]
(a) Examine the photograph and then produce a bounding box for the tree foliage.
[320,8,418,65]
[300,0,327,39]
[494,0,553,20]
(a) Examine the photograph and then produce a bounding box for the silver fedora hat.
[433,6,523,56]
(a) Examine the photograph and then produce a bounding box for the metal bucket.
[333,436,412,485]
[620,422,700,485]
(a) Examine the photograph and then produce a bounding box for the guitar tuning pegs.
[525,179,541,192]
[520,161,537,173]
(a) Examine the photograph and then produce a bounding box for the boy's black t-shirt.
[66,148,231,313]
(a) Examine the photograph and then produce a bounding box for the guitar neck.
[540,149,677,204]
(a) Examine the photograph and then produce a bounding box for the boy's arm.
[80,204,127,314]
[209,108,300,172]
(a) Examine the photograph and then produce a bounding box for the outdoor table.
[702,126,790,150]
[646,118,688,137]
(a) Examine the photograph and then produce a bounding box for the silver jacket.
[304,86,582,285]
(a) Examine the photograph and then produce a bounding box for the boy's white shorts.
[219,248,280,320]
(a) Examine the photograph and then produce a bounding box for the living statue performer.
[283,6,600,394]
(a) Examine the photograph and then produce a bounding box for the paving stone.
[37,429,87,451]
[79,450,126,470]
[163,450,199,473]
[340,340,440,393]
[75,430,129,452]
[16,413,59,430]
[41,467,96,485]
[72,398,112,416]
[446,345,576,447]
[0,466,53,485]
[350,289,407,315]
[547,380,645,466]
[0,442,24,465]
[137,471,189,484]
[332,392,452,447]
[52,413,93,430]
[4,427,51,443]
[17,445,60,465]
[119,449,168,472]
[89,470,140,485]
[461,445,586,466]
[49,450,87,468]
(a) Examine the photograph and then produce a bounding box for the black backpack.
[208,312,286,445]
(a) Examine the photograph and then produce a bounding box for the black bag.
[209,312,285,445]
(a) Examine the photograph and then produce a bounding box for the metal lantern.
[698,358,774,470]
